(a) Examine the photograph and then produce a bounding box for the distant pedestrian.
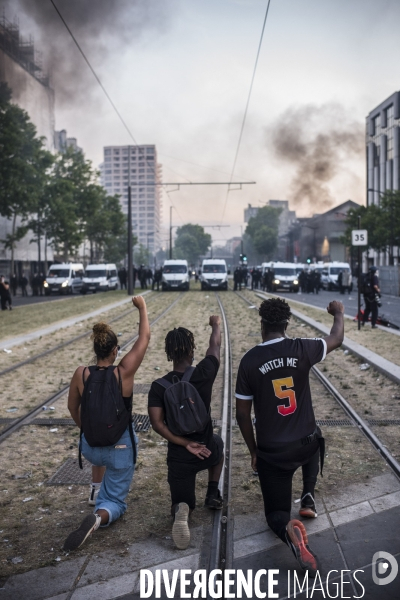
[362,266,381,329]
[233,267,241,291]
[0,275,12,310]
[118,267,127,290]
[20,273,28,297]
[39,273,45,296]
[337,271,344,295]
[10,273,18,296]
[153,268,162,291]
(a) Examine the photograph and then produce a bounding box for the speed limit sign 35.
[352,230,368,245]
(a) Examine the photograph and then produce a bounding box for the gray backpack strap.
[155,377,174,390]
[181,366,196,382]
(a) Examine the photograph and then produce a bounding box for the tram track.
[0,293,183,445]
[0,291,157,379]
[234,289,400,482]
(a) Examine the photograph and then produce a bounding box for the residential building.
[54,129,82,154]
[100,145,162,255]
[287,200,360,264]
[366,91,400,266]
[244,204,259,222]
[0,14,55,276]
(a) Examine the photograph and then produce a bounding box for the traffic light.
[240,253,247,263]
[306,257,311,264]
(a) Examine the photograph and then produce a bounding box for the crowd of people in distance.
[61,290,345,579]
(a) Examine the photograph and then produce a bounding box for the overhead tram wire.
[219,0,272,225]
[48,0,185,220]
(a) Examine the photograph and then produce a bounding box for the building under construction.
[0,13,55,277]
[0,13,55,149]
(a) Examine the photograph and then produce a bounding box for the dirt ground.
[242,288,400,367]
[0,287,397,576]
[220,291,395,517]
[0,287,225,575]
[0,290,131,343]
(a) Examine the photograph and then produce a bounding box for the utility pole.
[357,215,361,331]
[169,206,173,260]
[127,146,133,296]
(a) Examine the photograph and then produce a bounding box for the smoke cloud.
[5,0,175,104]
[268,103,364,215]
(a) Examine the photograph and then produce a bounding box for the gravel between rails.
[220,291,395,521]
[0,289,225,576]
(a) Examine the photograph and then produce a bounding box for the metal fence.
[379,265,400,296]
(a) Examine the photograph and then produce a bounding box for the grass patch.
[0,290,128,340]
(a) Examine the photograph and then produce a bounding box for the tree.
[133,243,150,267]
[83,188,127,263]
[342,204,388,255]
[245,205,282,260]
[0,83,53,273]
[174,224,212,264]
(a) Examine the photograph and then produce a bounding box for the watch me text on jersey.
[259,356,298,374]
[140,569,366,598]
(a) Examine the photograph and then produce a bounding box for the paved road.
[252,286,400,326]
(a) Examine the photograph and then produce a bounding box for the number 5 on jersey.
[272,377,297,416]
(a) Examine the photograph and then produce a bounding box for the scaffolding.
[0,12,49,87]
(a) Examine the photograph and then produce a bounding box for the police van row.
[261,261,352,293]
[161,259,228,291]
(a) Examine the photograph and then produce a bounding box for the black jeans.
[257,442,320,543]
[167,434,223,512]
[363,297,378,327]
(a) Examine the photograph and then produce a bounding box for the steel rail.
[233,289,400,482]
[0,293,183,445]
[202,293,233,595]
[0,292,156,378]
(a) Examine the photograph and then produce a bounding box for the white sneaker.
[172,503,190,550]
[88,484,101,506]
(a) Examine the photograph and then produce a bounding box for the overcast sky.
[6,0,400,244]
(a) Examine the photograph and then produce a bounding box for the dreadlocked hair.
[165,327,196,362]
[91,322,118,359]
[259,297,291,334]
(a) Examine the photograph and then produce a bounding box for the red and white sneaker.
[299,493,318,518]
[285,519,320,577]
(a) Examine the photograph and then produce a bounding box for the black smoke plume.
[4,0,174,104]
[268,103,364,214]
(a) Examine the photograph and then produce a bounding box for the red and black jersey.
[235,337,327,448]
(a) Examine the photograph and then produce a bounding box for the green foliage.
[0,82,53,270]
[342,192,400,256]
[174,224,212,263]
[245,206,282,259]
[133,243,150,266]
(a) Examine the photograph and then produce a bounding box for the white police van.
[200,259,228,291]
[44,263,84,295]
[321,262,352,292]
[263,261,299,293]
[81,264,118,294]
[162,260,190,291]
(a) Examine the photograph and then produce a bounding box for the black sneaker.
[63,513,101,551]
[204,489,223,510]
[299,493,317,518]
[285,519,320,577]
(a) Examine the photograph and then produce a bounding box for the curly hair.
[91,322,118,359]
[259,297,291,334]
[165,327,196,362]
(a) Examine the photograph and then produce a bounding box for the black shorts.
[167,434,224,510]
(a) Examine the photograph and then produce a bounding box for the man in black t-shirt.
[148,316,224,550]
[236,297,344,577]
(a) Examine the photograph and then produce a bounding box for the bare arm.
[206,315,221,363]
[67,367,84,427]
[148,406,212,459]
[118,296,150,379]
[324,300,345,354]
[236,399,257,471]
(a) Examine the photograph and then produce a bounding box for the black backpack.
[361,273,374,298]
[156,367,210,436]
[79,366,136,468]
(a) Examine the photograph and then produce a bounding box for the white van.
[162,260,190,291]
[200,259,228,291]
[321,262,352,292]
[269,262,299,293]
[81,263,118,294]
[44,263,84,295]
